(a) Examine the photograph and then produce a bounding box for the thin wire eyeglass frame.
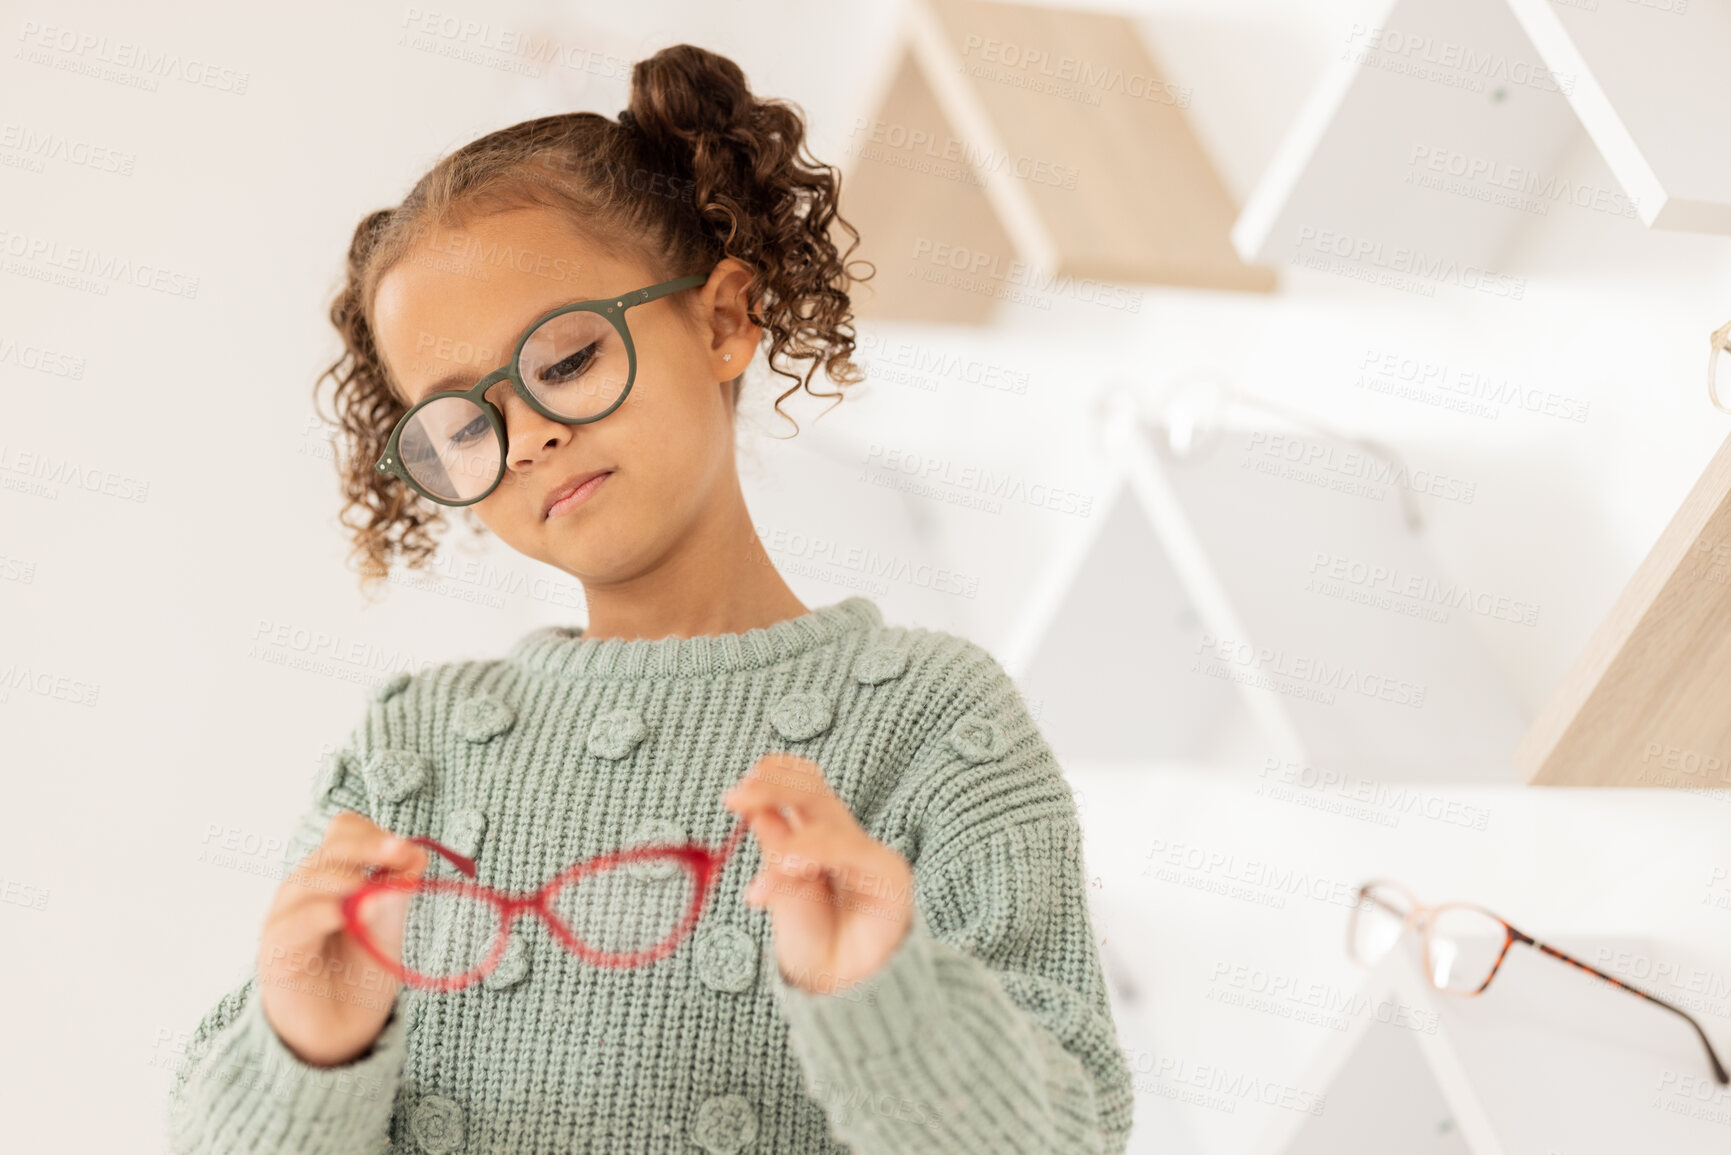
[373,269,712,507]
[1350,878,1728,1085]
[341,813,751,993]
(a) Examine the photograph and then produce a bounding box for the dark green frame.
[375,270,711,506]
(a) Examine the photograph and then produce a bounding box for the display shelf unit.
[1251,935,1731,1155]
[827,0,1731,787]
[836,0,1276,325]
[1503,0,1731,234]
[1234,0,1731,275]
[1002,399,1528,780]
[1515,430,1731,788]
[1232,0,1581,272]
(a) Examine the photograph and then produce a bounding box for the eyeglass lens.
[351,854,699,984]
[1352,886,1509,993]
[1350,884,1410,967]
[396,309,632,503]
[1423,906,1506,992]
[1713,339,1731,410]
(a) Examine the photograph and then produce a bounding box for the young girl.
[166,43,1132,1155]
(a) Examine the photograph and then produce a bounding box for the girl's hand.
[256,810,429,1067]
[722,753,914,995]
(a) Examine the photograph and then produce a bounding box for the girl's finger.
[764,870,835,912]
[725,754,849,819]
[278,830,424,915]
[751,817,884,889]
[757,869,841,979]
[726,772,856,839]
[743,811,835,884]
[742,804,795,847]
[752,864,839,925]
[267,896,350,946]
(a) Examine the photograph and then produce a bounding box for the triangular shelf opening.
[1005,408,1528,780]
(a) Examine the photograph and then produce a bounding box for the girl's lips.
[546,471,610,519]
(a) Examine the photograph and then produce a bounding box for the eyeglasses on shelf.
[1349,879,1727,1085]
[1711,317,1731,414]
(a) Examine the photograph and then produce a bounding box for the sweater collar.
[508,595,883,680]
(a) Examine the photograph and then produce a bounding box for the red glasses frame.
[1350,879,1729,1085]
[341,815,751,993]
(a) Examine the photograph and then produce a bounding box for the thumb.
[361,890,412,960]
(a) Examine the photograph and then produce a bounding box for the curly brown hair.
[312,43,872,598]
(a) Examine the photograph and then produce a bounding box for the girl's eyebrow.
[410,369,482,405]
[404,294,601,405]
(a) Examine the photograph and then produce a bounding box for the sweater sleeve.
[768,647,1136,1154]
[165,743,412,1155]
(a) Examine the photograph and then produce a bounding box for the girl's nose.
[489,380,573,465]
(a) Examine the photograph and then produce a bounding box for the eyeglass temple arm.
[717,813,751,865]
[1516,929,1729,1085]
[1709,323,1731,413]
[621,273,708,310]
[1359,887,1421,931]
[386,835,477,879]
[383,814,739,887]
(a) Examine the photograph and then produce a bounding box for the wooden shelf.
[1515,431,1731,788]
[836,0,1276,325]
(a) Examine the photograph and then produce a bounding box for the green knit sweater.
[165,595,1134,1154]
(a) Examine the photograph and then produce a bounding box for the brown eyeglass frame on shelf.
[1350,879,1728,1085]
[1710,316,1731,414]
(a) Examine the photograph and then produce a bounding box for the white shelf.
[1505,0,1731,233]
[1005,406,1528,780]
[1234,0,1581,269]
[1234,0,1731,274]
[1253,936,1731,1155]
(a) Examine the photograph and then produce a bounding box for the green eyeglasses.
[374,270,710,506]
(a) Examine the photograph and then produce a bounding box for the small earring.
[723,353,732,361]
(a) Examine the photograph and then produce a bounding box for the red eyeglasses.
[341,814,751,992]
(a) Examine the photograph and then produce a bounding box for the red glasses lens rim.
[342,845,724,989]
[538,847,712,963]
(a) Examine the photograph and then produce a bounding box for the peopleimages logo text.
[1291,226,1525,300]
[1194,634,1427,708]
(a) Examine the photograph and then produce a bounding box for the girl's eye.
[538,341,599,386]
[447,413,490,449]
